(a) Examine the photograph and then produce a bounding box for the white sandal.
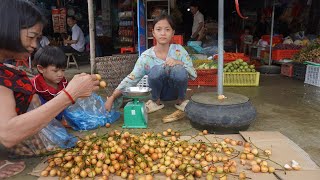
[145,100,164,114]
[174,100,189,111]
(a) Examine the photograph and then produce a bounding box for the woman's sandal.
[145,100,164,114]
[0,160,25,179]
[174,100,189,111]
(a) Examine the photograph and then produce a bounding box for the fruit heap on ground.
[223,59,256,73]
[39,129,299,180]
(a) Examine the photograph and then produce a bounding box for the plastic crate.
[137,75,149,87]
[261,34,283,45]
[188,74,217,86]
[223,72,260,86]
[293,63,307,80]
[272,50,300,60]
[281,63,293,77]
[304,65,320,87]
[192,59,213,67]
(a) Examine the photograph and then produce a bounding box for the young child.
[31,46,69,124]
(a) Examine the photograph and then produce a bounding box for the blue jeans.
[148,65,188,101]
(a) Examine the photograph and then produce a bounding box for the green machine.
[122,87,151,128]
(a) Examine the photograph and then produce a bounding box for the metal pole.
[217,0,224,95]
[268,0,275,66]
[87,0,96,74]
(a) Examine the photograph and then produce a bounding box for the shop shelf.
[223,72,260,86]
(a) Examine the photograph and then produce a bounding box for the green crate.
[223,72,260,86]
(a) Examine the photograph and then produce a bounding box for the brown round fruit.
[105,123,111,128]
[100,81,107,88]
[95,74,102,80]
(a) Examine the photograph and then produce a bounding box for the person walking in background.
[189,2,204,41]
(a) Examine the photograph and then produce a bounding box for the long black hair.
[0,0,47,52]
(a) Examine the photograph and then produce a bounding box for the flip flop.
[162,110,185,123]
[174,100,190,112]
[0,160,25,179]
[145,100,164,114]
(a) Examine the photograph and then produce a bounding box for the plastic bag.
[8,99,77,158]
[187,41,203,53]
[64,93,120,131]
[202,46,219,56]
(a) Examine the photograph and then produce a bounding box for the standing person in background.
[189,2,204,41]
[61,16,85,53]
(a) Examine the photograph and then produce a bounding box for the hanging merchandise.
[52,9,60,33]
[59,8,67,33]
[235,0,248,19]
[52,8,67,33]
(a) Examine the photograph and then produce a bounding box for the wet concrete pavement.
[1,64,320,179]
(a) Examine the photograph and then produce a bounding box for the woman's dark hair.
[153,14,176,30]
[0,0,47,52]
[34,46,67,69]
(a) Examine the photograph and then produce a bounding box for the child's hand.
[105,96,115,112]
